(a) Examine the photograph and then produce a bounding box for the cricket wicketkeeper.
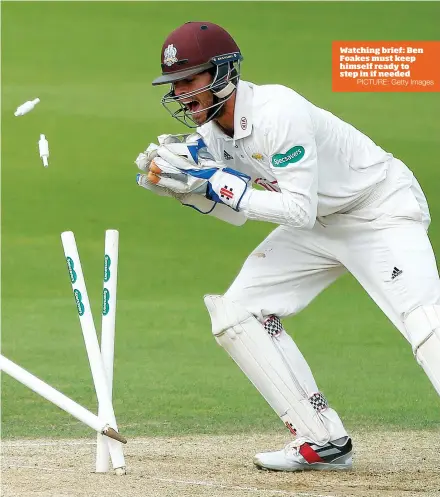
[134,21,440,471]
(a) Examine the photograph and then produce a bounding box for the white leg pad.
[271,326,348,441]
[204,294,330,445]
[404,305,440,396]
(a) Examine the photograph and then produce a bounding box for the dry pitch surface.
[2,430,439,497]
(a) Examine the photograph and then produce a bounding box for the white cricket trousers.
[225,158,440,342]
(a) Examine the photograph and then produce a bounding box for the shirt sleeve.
[240,98,318,229]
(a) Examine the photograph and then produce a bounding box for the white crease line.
[5,465,336,497]
[149,476,336,497]
[4,440,265,450]
[3,439,187,447]
[3,441,96,447]
[6,465,76,472]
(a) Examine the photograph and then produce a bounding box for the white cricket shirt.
[198,80,392,228]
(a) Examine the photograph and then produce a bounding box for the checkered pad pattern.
[309,392,328,412]
[264,315,283,337]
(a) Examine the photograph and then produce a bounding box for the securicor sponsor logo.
[66,257,77,283]
[102,288,110,316]
[271,146,305,167]
[73,289,85,316]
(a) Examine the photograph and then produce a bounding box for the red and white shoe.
[254,437,353,472]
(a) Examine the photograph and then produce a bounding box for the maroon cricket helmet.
[152,21,242,86]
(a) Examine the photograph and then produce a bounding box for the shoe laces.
[284,437,309,456]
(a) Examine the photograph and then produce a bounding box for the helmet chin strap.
[212,80,237,99]
[206,80,237,122]
[205,95,225,122]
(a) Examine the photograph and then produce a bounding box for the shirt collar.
[232,80,253,140]
[206,80,254,142]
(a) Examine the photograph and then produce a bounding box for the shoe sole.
[253,457,353,472]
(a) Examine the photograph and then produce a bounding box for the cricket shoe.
[254,437,352,472]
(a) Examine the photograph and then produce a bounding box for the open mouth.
[182,100,201,114]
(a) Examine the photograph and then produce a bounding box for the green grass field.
[2,1,440,439]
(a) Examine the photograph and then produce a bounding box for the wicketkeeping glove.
[145,154,216,194]
[135,133,251,211]
[135,172,189,200]
[135,133,216,195]
[147,150,251,210]
[205,168,251,211]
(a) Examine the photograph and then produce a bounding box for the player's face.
[173,72,214,125]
